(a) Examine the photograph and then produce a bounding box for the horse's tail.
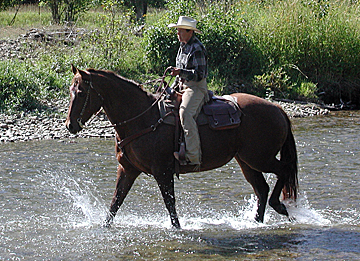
[280,111,299,201]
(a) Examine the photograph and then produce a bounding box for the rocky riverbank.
[0,98,329,143]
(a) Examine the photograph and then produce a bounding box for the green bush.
[2,0,360,110]
[0,61,42,111]
[75,4,148,80]
[0,55,71,112]
[200,2,263,81]
[253,67,295,99]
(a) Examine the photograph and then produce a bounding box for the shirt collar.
[180,34,196,47]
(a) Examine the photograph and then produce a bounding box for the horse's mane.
[87,68,143,90]
[86,68,161,101]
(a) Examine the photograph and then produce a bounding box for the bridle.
[76,74,104,129]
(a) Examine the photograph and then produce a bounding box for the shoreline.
[0,99,330,143]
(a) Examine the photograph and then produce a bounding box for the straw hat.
[168,16,202,34]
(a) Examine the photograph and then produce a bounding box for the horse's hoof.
[171,219,181,229]
[102,222,111,228]
[172,223,181,229]
[270,202,289,217]
[102,219,112,228]
[289,216,296,222]
[255,215,264,223]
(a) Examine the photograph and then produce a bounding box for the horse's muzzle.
[65,119,82,134]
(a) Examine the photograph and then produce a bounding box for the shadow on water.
[192,232,299,256]
[178,227,360,258]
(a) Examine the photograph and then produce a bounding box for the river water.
[1,111,359,260]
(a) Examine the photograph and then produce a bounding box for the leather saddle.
[158,90,242,130]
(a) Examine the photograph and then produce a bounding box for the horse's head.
[65,65,104,134]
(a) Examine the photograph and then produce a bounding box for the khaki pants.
[180,78,208,164]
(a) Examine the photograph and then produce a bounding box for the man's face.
[177,28,193,43]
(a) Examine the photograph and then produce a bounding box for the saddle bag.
[202,97,241,130]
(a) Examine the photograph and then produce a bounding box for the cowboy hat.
[168,16,202,34]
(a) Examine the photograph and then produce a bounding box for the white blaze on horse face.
[70,82,77,97]
[70,78,81,98]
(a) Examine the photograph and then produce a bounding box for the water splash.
[285,193,332,226]
[40,166,108,228]
[179,193,334,231]
[39,166,356,232]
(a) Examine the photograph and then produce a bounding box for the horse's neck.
[96,74,156,126]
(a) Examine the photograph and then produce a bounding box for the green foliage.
[0,48,72,112]
[253,67,295,99]
[296,81,318,101]
[2,0,360,111]
[302,0,330,18]
[0,61,43,112]
[200,1,263,80]
[0,5,52,27]
[80,3,147,78]
[0,0,19,11]
[243,0,360,103]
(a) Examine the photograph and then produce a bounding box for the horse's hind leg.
[235,155,269,223]
[105,164,141,227]
[154,171,180,229]
[268,161,290,217]
[269,177,289,217]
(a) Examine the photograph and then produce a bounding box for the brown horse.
[65,65,298,228]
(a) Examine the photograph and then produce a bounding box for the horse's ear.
[78,68,91,81]
[71,64,78,75]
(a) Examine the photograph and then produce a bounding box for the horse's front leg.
[155,172,180,229]
[105,164,140,227]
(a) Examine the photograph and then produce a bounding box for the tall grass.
[240,0,360,102]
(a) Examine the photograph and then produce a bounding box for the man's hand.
[170,67,181,76]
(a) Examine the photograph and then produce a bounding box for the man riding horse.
[168,16,209,166]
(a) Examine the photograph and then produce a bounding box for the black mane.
[86,68,143,89]
[86,68,159,100]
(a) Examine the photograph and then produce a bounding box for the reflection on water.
[0,111,359,260]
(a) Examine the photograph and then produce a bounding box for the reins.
[117,111,174,150]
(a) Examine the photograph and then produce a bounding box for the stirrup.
[173,152,187,165]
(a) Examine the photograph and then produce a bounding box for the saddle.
[159,90,242,130]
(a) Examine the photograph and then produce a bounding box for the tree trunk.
[50,0,61,24]
[135,0,147,22]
